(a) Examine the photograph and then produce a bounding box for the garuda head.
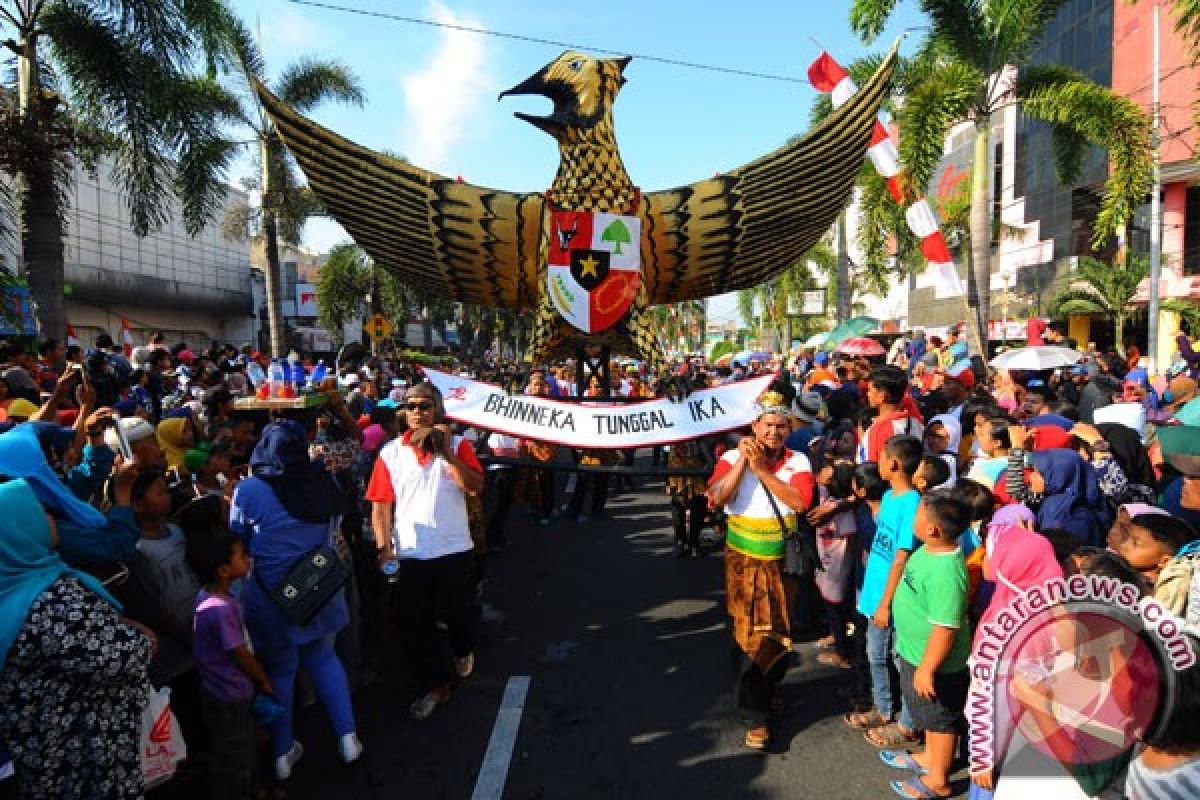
[499,51,630,138]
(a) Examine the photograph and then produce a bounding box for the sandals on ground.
[866,721,921,748]
[843,708,889,730]
[889,776,949,798]
[816,651,853,669]
[879,749,928,775]
[743,726,770,750]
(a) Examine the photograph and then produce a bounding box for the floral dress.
[0,576,151,800]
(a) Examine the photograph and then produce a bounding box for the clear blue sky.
[229,0,928,320]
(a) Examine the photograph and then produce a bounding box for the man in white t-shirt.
[366,382,484,720]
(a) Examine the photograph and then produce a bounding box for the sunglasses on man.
[405,401,434,412]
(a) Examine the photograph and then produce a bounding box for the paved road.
[189,477,970,799]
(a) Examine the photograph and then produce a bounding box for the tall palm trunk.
[17,34,66,339]
[260,139,286,357]
[261,211,287,357]
[966,118,993,359]
[836,210,852,324]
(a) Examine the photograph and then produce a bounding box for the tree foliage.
[848,0,1153,356]
[0,0,245,335]
[1050,255,1148,346]
[211,9,364,355]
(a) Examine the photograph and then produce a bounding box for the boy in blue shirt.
[845,435,922,749]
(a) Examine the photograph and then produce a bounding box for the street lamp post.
[1001,268,1013,347]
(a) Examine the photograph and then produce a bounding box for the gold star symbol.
[578,254,600,278]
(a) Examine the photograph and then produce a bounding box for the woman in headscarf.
[993,369,1021,416]
[0,478,153,799]
[156,414,194,472]
[1013,448,1110,545]
[1084,421,1156,505]
[969,502,1072,798]
[229,419,362,780]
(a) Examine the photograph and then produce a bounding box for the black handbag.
[255,517,350,626]
[762,487,822,578]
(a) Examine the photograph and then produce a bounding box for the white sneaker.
[455,652,475,679]
[274,740,303,780]
[338,732,363,764]
[409,687,450,720]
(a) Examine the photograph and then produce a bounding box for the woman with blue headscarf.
[1024,449,1111,545]
[0,478,153,799]
[229,419,361,781]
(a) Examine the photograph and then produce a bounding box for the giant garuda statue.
[255,47,896,363]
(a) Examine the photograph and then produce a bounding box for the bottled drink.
[269,359,285,398]
[290,360,306,390]
[310,359,328,387]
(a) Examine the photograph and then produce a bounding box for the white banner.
[423,368,775,449]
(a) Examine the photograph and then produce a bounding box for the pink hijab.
[979,504,1062,628]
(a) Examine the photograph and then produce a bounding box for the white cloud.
[258,1,326,60]
[399,1,494,170]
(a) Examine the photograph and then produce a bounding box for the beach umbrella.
[988,346,1081,371]
[824,316,879,348]
[836,336,886,357]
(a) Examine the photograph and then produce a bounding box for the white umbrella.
[988,346,1082,371]
[803,332,829,348]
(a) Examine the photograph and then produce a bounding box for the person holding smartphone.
[366,382,484,720]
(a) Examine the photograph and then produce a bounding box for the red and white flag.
[65,323,80,348]
[120,318,134,357]
[808,50,965,299]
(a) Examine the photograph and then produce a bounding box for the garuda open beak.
[498,68,574,136]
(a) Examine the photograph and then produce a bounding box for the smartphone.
[74,362,88,387]
[112,415,134,462]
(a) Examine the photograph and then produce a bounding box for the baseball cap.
[814,351,830,366]
[944,364,975,389]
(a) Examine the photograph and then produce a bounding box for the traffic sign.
[366,314,394,341]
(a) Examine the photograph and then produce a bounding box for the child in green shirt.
[882,489,972,799]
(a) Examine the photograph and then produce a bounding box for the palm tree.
[649,299,706,357]
[850,1,1153,356]
[737,250,831,353]
[1050,255,1148,350]
[216,15,364,357]
[0,0,242,337]
[1163,299,1200,339]
[314,242,372,347]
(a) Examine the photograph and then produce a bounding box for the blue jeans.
[866,620,896,717]
[865,620,914,728]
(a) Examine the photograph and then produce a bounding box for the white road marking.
[471,675,531,800]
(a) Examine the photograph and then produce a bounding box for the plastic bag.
[140,686,186,788]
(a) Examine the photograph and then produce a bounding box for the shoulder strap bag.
[761,483,822,578]
[255,514,350,626]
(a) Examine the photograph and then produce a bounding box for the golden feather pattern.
[254,46,897,364]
